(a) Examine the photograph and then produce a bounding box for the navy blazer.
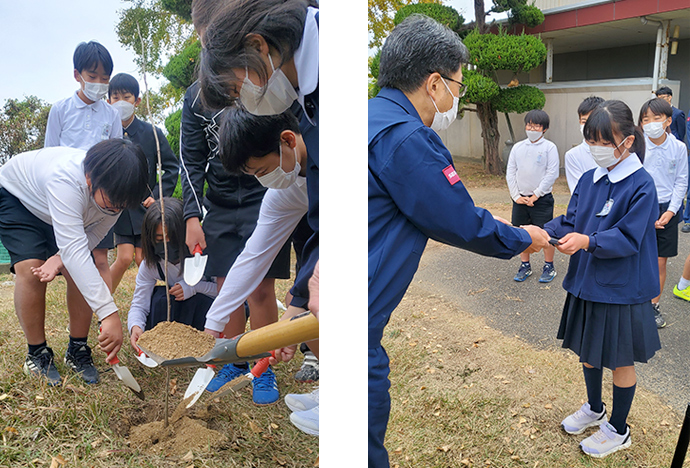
[368,87,532,349]
[671,106,686,143]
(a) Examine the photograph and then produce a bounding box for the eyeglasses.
[441,74,467,99]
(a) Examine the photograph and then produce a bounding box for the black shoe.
[64,344,99,384]
[652,303,666,329]
[24,346,61,386]
[682,223,690,233]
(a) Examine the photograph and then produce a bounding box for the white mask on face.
[111,100,135,121]
[643,121,666,139]
[429,77,459,132]
[526,130,544,142]
[255,143,301,189]
[80,75,109,102]
[240,54,298,116]
[589,138,629,168]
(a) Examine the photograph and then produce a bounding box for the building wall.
[533,0,600,11]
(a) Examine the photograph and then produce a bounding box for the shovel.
[183,243,207,286]
[109,354,146,400]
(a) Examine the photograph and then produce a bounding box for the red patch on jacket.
[442,165,461,185]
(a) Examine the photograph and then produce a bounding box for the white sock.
[678,276,690,291]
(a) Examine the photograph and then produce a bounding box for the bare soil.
[137,321,216,360]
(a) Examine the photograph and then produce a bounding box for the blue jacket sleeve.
[378,128,532,258]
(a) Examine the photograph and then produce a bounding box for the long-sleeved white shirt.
[643,133,689,214]
[45,91,123,151]
[506,137,560,201]
[0,147,120,320]
[204,177,308,332]
[127,260,217,333]
[565,141,597,195]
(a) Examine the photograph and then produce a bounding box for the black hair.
[577,96,604,117]
[84,139,149,209]
[73,41,114,75]
[141,197,187,270]
[655,86,673,97]
[219,105,301,174]
[583,100,645,162]
[524,109,550,130]
[198,0,318,109]
[108,73,140,99]
[378,14,469,93]
[191,0,225,40]
[638,97,673,124]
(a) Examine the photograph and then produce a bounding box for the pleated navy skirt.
[557,293,661,370]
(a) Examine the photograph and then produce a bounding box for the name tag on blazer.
[596,198,614,217]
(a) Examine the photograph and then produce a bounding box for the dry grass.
[0,266,318,467]
[453,158,570,195]
[383,286,685,468]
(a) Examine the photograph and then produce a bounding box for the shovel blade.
[135,350,158,368]
[183,252,207,286]
[113,364,145,400]
[183,366,215,409]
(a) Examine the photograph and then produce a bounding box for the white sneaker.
[290,405,319,436]
[580,422,631,458]
[284,387,319,412]
[561,402,607,434]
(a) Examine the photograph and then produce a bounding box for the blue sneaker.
[514,263,532,282]
[538,263,557,283]
[205,363,247,393]
[252,366,279,406]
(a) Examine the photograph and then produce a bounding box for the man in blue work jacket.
[368,15,551,467]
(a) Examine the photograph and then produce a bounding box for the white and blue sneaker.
[580,422,631,458]
[252,366,279,406]
[561,402,607,435]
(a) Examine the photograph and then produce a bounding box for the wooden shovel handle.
[236,313,319,358]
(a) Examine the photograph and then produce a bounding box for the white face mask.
[589,138,629,168]
[643,121,666,139]
[240,54,298,116]
[255,144,301,189]
[526,130,544,142]
[111,100,135,121]
[80,75,109,102]
[429,77,459,132]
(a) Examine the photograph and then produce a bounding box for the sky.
[0,0,167,106]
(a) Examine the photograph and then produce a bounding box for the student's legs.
[678,253,690,288]
[110,243,135,292]
[653,257,668,304]
[217,276,249,338]
[93,248,113,292]
[63,269,95,339]
[582,362,603,413]
[13,259,48,345]
[543,244,555,263]
[520,252,530,263]
[134,246,144,267]
[305,339,319,359]
[247,278,279,330]
[610,365,636,434]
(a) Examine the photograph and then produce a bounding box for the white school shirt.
[642,133,688,214]
[127,260,218,333]
[506,137,560,201]
[565,141,597,195]
[45,91,123,151]
[204,176,308,332]
[0,147,120,320]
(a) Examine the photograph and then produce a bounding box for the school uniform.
[114,117,178,245]
[643,133,688,257]
[565,141,597,195]
[180,82,290,280]
[670,106,686,143]
[368,87,532,467]
[544,154,661,370]
[205,176,309,332]
[127,259,217,333]
[506,136,560,227]
[0,147,120,321]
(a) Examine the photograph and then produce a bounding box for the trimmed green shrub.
[491,85,545,114]
[165,109,182,157]
[461,68,500,104]
[510,4,545,28]
[393,3,464,31]
[464,29,546,74]
[162,40,201,90]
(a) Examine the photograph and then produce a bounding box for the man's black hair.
[577,96,604,117]
[108,73,140,99]
[655,86,673,97]
[218,105,301,174]
[638,97,673,124]
[73,41,114,75]
[84,139,149,209]
[524,109,550,130]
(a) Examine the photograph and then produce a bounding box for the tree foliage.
[164,109,182,157]
[0,96,50,165]
[464,29,546,74]
[161,0,192,21]
[368,0,442,49]
[162,40,201,90]
[460,68,500,104]
[394,3,463,31]
[509,4,545,28]
[491,84,545,113]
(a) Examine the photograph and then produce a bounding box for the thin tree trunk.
[477,102,502,175]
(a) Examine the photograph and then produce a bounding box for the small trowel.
[183,243,207,286]
[109,354,146,400]
[182,365,216,409]
[134,347,158,368]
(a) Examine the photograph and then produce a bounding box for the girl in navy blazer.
[544,100,661,458]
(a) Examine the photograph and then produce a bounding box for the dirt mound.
[130,416,226,456]
[137,321,215,360]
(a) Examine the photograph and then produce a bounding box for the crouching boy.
[0,139,149,385]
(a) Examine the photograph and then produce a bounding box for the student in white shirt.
[506,109,560,283]
[639,98,689,328]
[565,96,603,194]
[128,198,217,351]
[0,139,148,386]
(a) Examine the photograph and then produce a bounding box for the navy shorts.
[95,226,115,250]
[114,233,142,248]
[511,193,554,228]
[0,188,59,273]
[656,202,681,258]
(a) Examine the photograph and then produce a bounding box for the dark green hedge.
[162,40,201,90]
[393,3,463,31]
[509,4,545,28]
[461,68,500,104]
[464,29,546,74]
[491,85,545,114]
[164,109,182,157]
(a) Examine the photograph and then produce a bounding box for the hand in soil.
[130,325,143,351]
[31,254,63,282]
[99,313,124,362]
